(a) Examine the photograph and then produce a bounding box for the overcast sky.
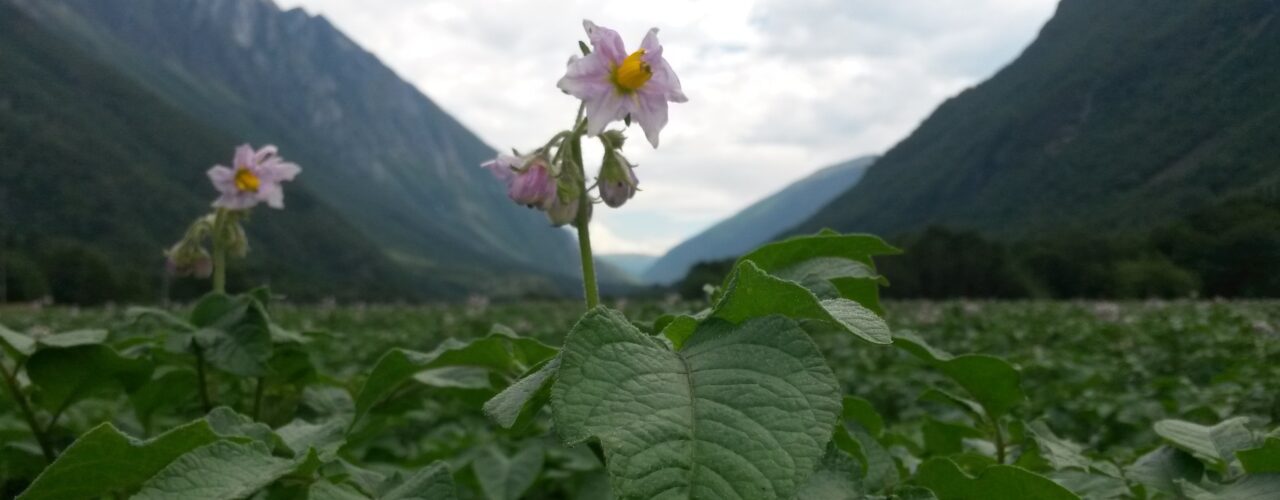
[276,0,1059,255]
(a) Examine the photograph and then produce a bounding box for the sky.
[275,0,1059,255]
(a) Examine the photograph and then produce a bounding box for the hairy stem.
[569,130,600,310]
[194,343,212,413]
[1,360,54,462]
[211,209,228,294]
[251,377,265,421]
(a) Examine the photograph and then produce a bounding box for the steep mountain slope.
[10,0,613,294]
[795,0,1280,239]
[0,4,415,302]
[644,156,875,284]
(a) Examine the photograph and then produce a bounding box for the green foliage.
[915,458,1079,500]
[551,310,840,499]
[16,421,221,500]
[132,440,305,500]
[713,261,891,344]
[2,230,1278,499]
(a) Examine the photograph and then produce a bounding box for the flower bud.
[546,194,581,227]
[165,243,213,278]
[492,154,558,210]
[597,150,638,208]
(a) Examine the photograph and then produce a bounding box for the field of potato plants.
[2,17,1277,500]
[1,233,1278,499]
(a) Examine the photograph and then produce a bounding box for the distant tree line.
[676,196,1280,300]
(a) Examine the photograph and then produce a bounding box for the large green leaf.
[1180,474,1280,500]
[126,306,195,332]
[483,357,560,430]
[894,333,1024,418]
[551,308,841,499]
[473,443,544,500]
[841,396,884,437]
[772,257,888,315]
[184,293,276,377]
[1046,469,1129,499]
[915,458,1080,500]
[1238,437,1280,474]
[1125,446,1204,497]
[0,323,36,358]
[34,329,109,348]
[792,445,862,500]
[713,261,891,345]
[353,333,556,426]
[381,461,458,500]
[832,424,897,492]
[727,233,899,284]
[129,368,198,427]
[1018,421,1093,472]
[276,417,349,461]
[17,421,220,500]
[205,406,281,449]
[1153,418,1256,471]
[201,323,273,378]
[310,481,371,500]
[132,440,302,500]
[25,344,152,411]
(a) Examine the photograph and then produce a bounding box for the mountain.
[0,3,414,303]
[644,156,876,284]
[794,0,1280,240]
[7,0,626,298]
[597,254,657,282]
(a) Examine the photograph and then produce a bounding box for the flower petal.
[483,154,523,182]
[557,53,614,99]
[639,30,687,103]
[233,144,255,169]
[257,182,285,209]
[260,159,301,182]
[632,91,670,148]
[253,144,279,164]
[207,165,239,197]
[585,90,627,136]
[583,20,626,64]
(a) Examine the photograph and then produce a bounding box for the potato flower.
[208,144,301,210]
[558,21,687,148]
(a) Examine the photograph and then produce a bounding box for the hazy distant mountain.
[644,156,876,284]
[597,254,657,282]
[0,3,416,302]
[8,0,627,297]
[794,0,1280,239]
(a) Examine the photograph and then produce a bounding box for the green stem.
[211,209,228,294]
[992,417,1006,465]
[251,377,265,422]
[194,343,212,413]
[1,360,54,463]
[569,130,600,310]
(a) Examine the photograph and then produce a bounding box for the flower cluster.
[482,20,685,226]
[165,144,299,279]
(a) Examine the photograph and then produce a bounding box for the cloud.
[276,0,1058,254]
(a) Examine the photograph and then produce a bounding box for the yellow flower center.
[613,49,652,92]
[234,167,261,193]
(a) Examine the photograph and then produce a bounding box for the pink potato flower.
[482,154,558,209]
[558,20,687,148]
[208,144,301,210]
